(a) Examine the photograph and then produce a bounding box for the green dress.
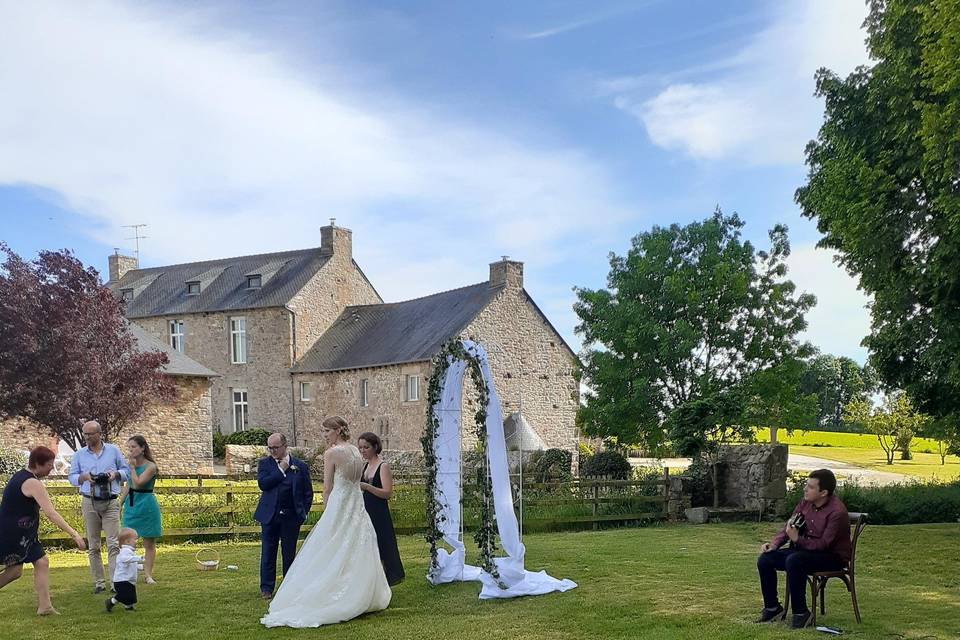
[122,464,162,538]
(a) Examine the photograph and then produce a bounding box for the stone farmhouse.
[109,224,579,463]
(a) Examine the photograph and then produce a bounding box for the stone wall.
[718,443,788,513]
[224,444,267,475]
[133,307,295,436]
[287,226,382,361]
[460,263,579,458]
[0,375,214,475]
[294,361,431,451]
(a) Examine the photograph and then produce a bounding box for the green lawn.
[3,524,958,639]
[789,445,960,482]
[753,429,943,451]
[751,429,960,482]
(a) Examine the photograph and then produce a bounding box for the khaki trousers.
[81,496,121,588]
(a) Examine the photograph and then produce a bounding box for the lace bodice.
[329,444,364,486]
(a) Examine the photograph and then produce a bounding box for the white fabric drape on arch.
[429,340,576,599]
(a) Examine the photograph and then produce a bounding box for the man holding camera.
[68,420,130,594]
[756,468,851,629]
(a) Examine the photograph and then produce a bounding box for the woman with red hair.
[0,446,87,614]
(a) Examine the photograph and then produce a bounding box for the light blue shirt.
[68,443,130,497]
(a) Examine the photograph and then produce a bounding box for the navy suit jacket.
[254,456,313,525]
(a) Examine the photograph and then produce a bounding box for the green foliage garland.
[422,339,500,584]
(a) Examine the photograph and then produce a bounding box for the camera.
[90,472,113,500]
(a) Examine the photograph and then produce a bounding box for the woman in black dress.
[357,432,405,586]
[0,446,86,615]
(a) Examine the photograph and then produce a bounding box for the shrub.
[212,431,227,459]
[581,449,631,480]
[225,428,271,446]
[0,446,27,477]
[784,478,960,525]
[533,448,573,482]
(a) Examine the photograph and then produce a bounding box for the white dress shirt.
[113,545,143,584]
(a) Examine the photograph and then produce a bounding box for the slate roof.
[112,248,379,318]
[126,322,218,378]
[292,282,504,373]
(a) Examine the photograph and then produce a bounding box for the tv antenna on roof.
[123,224,149,262]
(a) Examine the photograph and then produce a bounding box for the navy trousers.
[259,510,304,594]
[757,548,845,614]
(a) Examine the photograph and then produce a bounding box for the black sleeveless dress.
[0,469,44,566]
[362,462,405,586]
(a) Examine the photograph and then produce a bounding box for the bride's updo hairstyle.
[322,415,350,440]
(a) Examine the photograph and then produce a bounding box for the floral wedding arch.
[421,339,576,599]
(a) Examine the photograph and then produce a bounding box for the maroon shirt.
[770,495,851,562]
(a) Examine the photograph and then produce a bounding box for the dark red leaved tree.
[0,244,174,450]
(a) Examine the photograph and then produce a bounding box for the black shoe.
[93,585,106,595]
[756,605,784,623]
[791,611,812,629]
[105,598,114,613]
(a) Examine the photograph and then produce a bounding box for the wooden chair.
[783,511,868,625]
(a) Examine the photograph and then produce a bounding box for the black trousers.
[114,580,137,606]
[757,548,845,614]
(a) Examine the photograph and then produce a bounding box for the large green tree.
[799,353,878,431]
[574,211,816,448]
[796,0,960,434]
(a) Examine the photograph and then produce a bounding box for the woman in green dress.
[122,435,161,584]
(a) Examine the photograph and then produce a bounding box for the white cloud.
[786,245,871,363]
[608,1,871,163]
[0,0,633,304]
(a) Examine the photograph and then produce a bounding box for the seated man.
[756,468,851,629]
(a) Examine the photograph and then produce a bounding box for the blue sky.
[0,0,872,361]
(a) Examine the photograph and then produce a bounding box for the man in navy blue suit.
[254,432,313,599]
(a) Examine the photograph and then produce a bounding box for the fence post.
[226,486,235,540]
[591,480,599,530]
[662,467,670,517]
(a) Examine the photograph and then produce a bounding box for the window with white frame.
[169,319,185,353]
[232,389,248,431]
[360,378,369,407]
[230,316,247,364]
[300,381,312,402]
[405,374,420,402]
[121,288,134,303]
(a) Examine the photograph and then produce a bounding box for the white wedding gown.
[260,444,391,628]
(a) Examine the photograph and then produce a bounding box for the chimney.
[320,220,353,260]
[489,257,523,290]
[108,250,138,283]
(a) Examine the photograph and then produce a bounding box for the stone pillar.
[489,258,523,290]
[108,252,138,283]
[320,224,353,260]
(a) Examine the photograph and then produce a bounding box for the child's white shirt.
[113,544,143,584]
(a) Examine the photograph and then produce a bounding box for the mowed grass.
[2,524,958,640]
[753,429,960,481]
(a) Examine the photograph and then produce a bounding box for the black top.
[0,469,43,566]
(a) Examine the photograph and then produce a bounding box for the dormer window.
[121,288,134,303]
[186,281,201,295]
[246,274,262,289]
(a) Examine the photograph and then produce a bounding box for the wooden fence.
[28,471,673,543]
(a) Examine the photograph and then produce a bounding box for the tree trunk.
[769,426,779,444]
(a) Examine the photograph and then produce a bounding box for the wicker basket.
[195,548,220,571]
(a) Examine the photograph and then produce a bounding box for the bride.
[261,416,391,628]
